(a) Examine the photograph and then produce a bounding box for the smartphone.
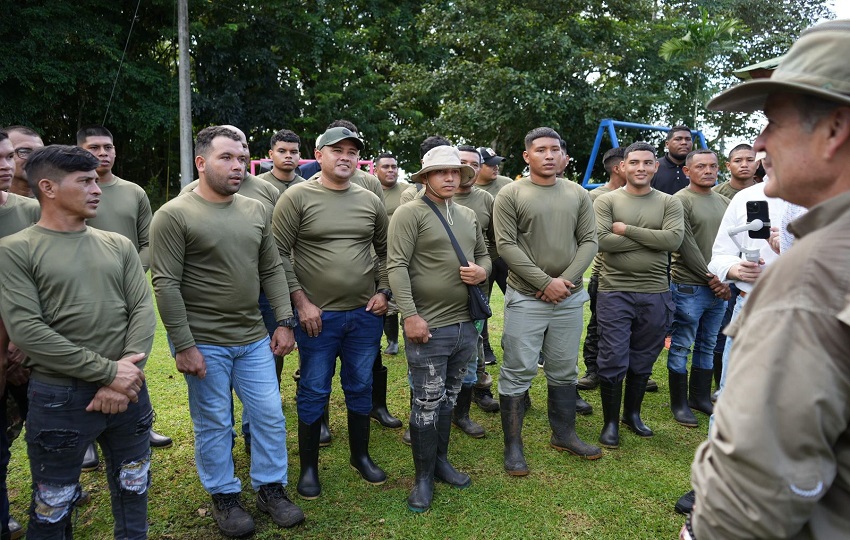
[746,200,770,239]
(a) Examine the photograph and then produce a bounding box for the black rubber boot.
[383,314,399,355]
[675,490,696,515]
[434,410,471,488]
[669,370,698,427]
[598,379,622,449]
[407,423,438,512]
[547,385,602,459]
[296,419,322,499]
[499,394,529,476]
[473,386,500,413]
[576,388,593,416]
[370,364,403,428]
[622,374,654,437]
[688,367,715,415]
[347,410,387,485]
[320,399,332,447]
[452,384,485,438]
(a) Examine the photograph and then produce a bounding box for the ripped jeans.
[26,377,152,540]
[406,321,478,429]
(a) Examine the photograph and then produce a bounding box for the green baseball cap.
[316,127,364,150]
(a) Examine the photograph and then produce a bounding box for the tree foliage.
[0,0,836,200]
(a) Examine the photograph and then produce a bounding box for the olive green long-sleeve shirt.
[0,226,155,385]
[493,178,597,296]
[671,188,729,286]
[0,193,39,239]
[594,188,684,293]
[388,198,490,328]
[151,193,292,351]
[272,180,388,310]
[476,175,512,200]
[257,171,305,198]
[86,176,153,271]
[588,185,613,277]
[181,173,279,218]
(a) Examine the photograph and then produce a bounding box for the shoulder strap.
[421,196,469,268]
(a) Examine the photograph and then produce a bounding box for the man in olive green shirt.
[5,125,43,198]
[257,129,305,197]
[388,145,489,512]
[0,145,154,538]
[0,130,39,539]
[713,143,756,200]
[578,147,626,392]
[377,152,405,357]
[77,125,172,455]
[594,141,684,449]
[273,126,389,500]
[494,128,602,476]
[475,146,512,366]
[668,150,730,428]
[152,126,303,536]
[454,145,500,423]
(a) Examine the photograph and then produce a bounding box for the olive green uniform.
[87,175,152,270]
[257,171,306,198]
[181,174,279,218]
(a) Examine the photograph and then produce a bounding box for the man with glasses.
[4,126,44,198]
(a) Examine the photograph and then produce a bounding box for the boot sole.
[599,442,619,449]
[505,468,529,476]
[407,504,430,513]
[369,415,403,429]
[349,464,387,485]
[452,422,485,438]
[674,419,698,428]
[435,476,472,489]
[296,489,320,500]
[551,444,603,460]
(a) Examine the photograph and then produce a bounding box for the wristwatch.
[377,288,393,301]
[278,317,298,328]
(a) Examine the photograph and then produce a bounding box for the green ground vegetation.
[7,288,709,539]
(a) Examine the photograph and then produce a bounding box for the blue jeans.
[241,290,283,446]
[667,283,727,373]
[406,322,478,428]
[26,379,152,540]
[185,337,288,493]
[709,293,748,434]
[295,308,383,424]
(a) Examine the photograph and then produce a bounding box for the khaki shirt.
[691,189,850,539]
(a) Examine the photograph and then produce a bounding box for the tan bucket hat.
[410,146,476,183]
[708,19,850,113]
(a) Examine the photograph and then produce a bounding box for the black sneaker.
[258,483,305,528]
[674,490,696,515]
[211,492,255,537]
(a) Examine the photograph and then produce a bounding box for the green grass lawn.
[7,288,709,539]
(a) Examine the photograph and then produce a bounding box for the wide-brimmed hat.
[708,19,850,112]
[410,146,476,183]
[477,147,505,166]
[316,127,364,150]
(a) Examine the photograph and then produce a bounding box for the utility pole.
[178,0,193,187]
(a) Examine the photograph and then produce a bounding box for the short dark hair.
[420,136,451,158]
[623,141,657,160]
[456,145,481,163]
[195,126,242,158]
[727,143,753,160]
[0,130,8,143]
[685,148,716,167]
[602,147,626,174]
[25,145,99,201]
[3,125,41,139]
[270,129,300,149]
[76,125,114,145]
[375,152,396,166]
[559,138,569,154]
[524,127,561,149]
[327,120,359,133]
[666,125,692,141]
